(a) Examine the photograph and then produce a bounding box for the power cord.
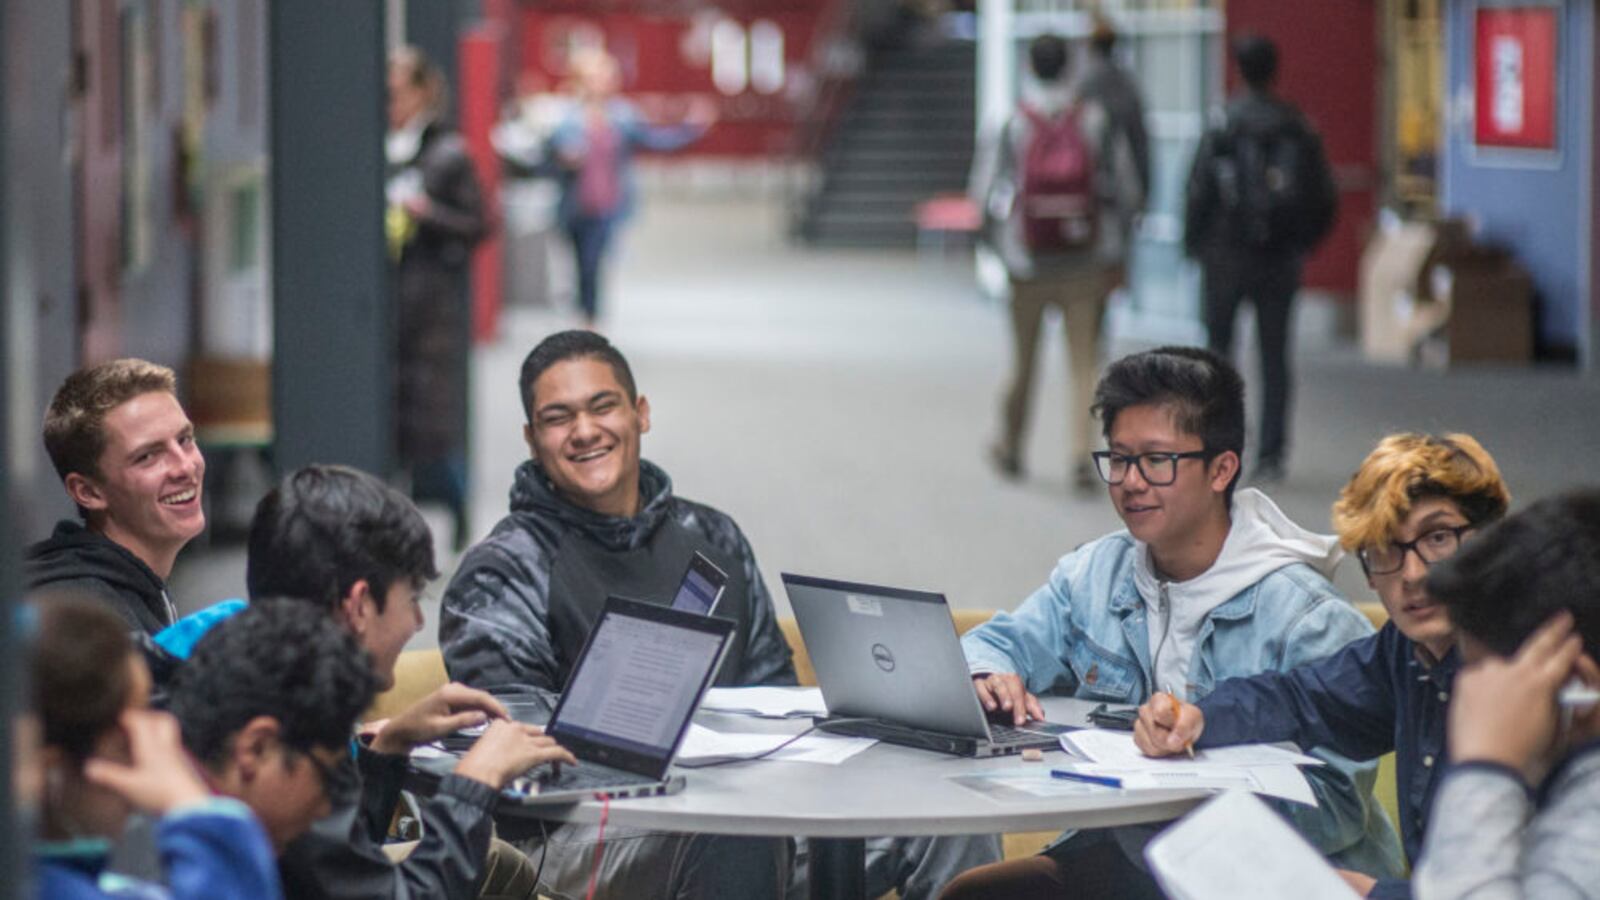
[674,717,876,768]
[583,792,610,900]
[531,817,548,895]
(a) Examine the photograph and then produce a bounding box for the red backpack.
[1018,104,1099,253]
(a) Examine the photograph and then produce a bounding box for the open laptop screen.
[550,598,731,761]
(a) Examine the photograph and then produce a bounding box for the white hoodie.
[1136,488,1343,700]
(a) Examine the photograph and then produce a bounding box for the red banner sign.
[1474,6,1558,150]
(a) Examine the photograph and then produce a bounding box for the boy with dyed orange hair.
[1135,432,1509,899]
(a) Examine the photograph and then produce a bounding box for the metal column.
[0,0,25,891]
[269,1,392,477]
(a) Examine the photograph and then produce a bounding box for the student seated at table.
[1132,432,1510,898]
[441,329,1000,899]
[1412,489,1600,900]
[944,346,1399,900]
[29,594,281,899]
[248,465,573,900]
[168,597,385,853]
[27,359,210,694]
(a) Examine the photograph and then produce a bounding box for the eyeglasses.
[298,747,358,799]
[1090,450,1212,486]
[1358,524,1474,576]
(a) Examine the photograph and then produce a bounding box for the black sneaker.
[988,444,1022,480]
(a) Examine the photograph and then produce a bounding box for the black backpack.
[1212,119,1335,254]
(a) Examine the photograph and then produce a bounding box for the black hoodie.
[440,458,796,694]
[25,520,177,635]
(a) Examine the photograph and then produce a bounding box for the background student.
[1415,490,1600,900]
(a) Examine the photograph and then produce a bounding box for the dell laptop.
[781,573,1075,757]
[505,595,735,803]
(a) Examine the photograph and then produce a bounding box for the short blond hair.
[43,358,177,482]
[1332,433,1510,551]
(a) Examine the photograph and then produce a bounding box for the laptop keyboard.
[530,764,649,793]
[990,724,1053,745]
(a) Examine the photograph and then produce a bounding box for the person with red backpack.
[1183,34,1337,487]
[974,33,1145,491]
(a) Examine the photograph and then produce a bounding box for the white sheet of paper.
[676,724,874,765]
[1061,728,1324,769]
[947,769,1111,801]
[1061,763,1317,807]
[1145,791,1359,900]
[700,686,828,719]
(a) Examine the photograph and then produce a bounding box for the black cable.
[531,817,548,892]
[674,717,877,768]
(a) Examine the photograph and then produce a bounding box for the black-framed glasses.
[1090,450,1212,486]
[1358,524,1474,576]
[298,746,359,799]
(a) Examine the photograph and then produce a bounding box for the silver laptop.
[505,595,734,804]
[782,573,1075,758]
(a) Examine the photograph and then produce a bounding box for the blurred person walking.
[974,34,1145,490]
[550,48,716,325]
[1078,17,1151,250]
[386,45,487,552]
[1184,34,1336,485]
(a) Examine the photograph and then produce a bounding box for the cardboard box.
[1420,257,1534,365]
[1358,218,1447,362]
[1359,216,1532,366]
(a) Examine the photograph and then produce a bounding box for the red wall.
[515,7,831,158]
[1225,0,1378,295]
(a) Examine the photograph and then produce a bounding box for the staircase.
[800,41,977,248]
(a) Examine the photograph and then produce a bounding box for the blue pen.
[1050,769,1123,789]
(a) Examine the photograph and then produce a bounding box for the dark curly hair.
[169,597,379,768]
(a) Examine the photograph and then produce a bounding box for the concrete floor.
[171,191,1600,649]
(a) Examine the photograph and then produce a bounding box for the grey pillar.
[269,1,392,476]
[0,0,23,893]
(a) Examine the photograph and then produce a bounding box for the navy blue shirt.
[1196,621,1456,900]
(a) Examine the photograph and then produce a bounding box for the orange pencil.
[1165,683,1196,759]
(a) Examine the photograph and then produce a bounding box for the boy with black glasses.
[1133,432,1510,899]
[945,347,1398,899]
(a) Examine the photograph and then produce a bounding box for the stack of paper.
[676,723,875,766]
[1057,729,1322,806]
[699,686,828,719]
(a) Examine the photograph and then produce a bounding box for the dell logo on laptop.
[871,643,896,672]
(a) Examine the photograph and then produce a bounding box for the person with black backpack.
[974,33,1145,491]
[1183,33,1336,486]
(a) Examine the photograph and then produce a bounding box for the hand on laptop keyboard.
[974,673,1045,726]
[453,720,577,790]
